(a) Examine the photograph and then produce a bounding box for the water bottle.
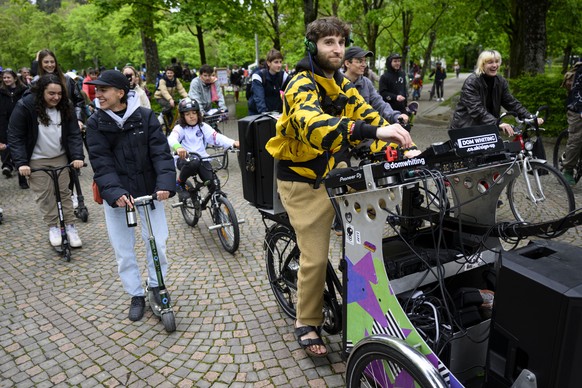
[126,204,137,227]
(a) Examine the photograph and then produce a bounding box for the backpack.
[245,69,266,101]
[561,61,582,91]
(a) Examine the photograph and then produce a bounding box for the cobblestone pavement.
[1,74,580,387]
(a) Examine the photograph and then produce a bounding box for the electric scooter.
[30,164,86,262]
[132,194,176,333]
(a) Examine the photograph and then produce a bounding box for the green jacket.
[266,57,388,183]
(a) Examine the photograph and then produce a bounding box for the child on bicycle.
[167,98,239,194]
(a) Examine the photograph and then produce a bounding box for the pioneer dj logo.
[457,134,499,153]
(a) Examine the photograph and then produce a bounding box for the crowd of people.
[1,17,579,363]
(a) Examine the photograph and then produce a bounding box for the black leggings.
[177,157,215,192]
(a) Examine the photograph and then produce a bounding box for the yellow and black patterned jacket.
[266,57,388,184]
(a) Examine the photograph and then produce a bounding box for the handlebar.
[30,162,87,173]
[133,193,158,205]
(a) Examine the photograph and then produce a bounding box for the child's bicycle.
[30,163,86,262]
[553,128,582,184]
[132,193,176,333]
[172,149,243,253]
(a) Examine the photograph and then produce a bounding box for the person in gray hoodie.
[85,70,176,323]
[343,46,409,125]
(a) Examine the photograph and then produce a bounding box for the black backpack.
[245,69,266,101]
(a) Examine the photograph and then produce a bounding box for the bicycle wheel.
[506,160,575,231]
[346,339,447,388]
[180,180,200,227]
[552,130,568,172]
[213,196,239,253]
[265,225,299,319]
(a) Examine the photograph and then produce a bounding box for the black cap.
[389,53,402,60]
[85,70,130,95]
[345,46,374,61]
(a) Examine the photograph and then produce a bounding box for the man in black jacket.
[86,70,176,322]
[379,53,408,113]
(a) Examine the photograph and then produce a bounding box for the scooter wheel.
[63,246,72,262]
[161,310,176,333]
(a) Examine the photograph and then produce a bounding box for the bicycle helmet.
[178,98,200,113]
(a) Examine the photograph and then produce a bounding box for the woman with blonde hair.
[450,49,542,134]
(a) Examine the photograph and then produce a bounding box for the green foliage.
[509,70,569,136]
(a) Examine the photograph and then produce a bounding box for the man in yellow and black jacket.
[266,16,417,358]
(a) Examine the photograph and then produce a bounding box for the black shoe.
[128,296,146,321]
[2,167,12,178]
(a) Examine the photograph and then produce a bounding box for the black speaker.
[237,115,277,209]
[486,240,582,388]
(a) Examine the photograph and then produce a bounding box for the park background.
[0,0,580,133]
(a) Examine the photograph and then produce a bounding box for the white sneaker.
[66,224,82,248]
[49,226,62,247]
[72,193,79,209]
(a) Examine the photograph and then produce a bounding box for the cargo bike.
[238,115,582,387]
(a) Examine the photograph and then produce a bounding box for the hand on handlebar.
[116,194,134,209]
[155,190,170,201]
[499,123,515,136]
[176,147,188,159]
[19,165,31,176]
[72,160,84,169]
[376,123,413,149]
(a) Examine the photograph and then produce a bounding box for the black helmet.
[178,98,199,113]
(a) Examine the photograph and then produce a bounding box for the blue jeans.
[103,200,169,297]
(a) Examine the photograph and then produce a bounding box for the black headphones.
[304,35,352,56]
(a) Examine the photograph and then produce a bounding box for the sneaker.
[2,167,12,178]
[49,226,62,247]
[563,170,576,186]
[65,224,82,248]
[71,193,79,209]
[128,296,146,321]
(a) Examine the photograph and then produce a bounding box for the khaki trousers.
[277,179,335,326]
[564,110,582,170]
[29,154,75,227]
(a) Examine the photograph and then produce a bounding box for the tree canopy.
[0,0,579,81]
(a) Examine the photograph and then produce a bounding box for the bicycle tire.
[553,129,582,183]
[180,180,200,227]
[265,225,299,319]
[214,196,239,253]
[346,340,447,388]
[506,160,575,232]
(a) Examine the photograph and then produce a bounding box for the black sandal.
[295,325,327,358]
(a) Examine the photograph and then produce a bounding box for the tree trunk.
[304,0,318,29]
[141,31,159,84]
[421,31,437,80]
[562,45,573,73]
[196,25,206,65]
[402,10,413,77]
[509,0,549,77]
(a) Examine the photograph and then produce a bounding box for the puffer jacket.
[7,93,84,168]
[450,73,531,129]
[266,57,388,183]
[86,96,176,207]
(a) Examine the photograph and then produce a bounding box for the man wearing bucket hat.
[343,46,409,125]
[85,70,176,323]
